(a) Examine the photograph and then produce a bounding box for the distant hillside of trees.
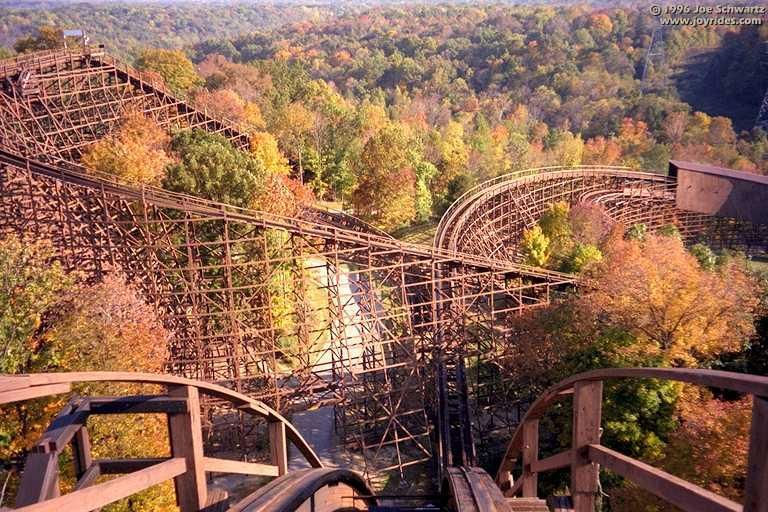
[4,5,768,231]
[674,27,768,131]
[0,2,347,58]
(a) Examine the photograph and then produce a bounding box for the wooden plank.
[99,458,171,474]
[587,445,740,512]
[168,385,207,512]
[15,458,187,512]
[32,408,88,454]
[74,464,100,491]
[203,457,280,477]
[521,420,538,498]
[531,450,572,474]
[269,420,289,476]
[568,368,768,402]
[86,395,189,414]
[744,396,768,512]
[71,427,92,479]
[0,375,31,393]
[571,380,602,512]
[0,383,70,405]
[16,453,59,506]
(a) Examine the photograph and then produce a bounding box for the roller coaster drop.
[1,48,768,511]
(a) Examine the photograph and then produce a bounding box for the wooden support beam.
[71,426,92,479]
[744,396,768,512]
[74,464,100,491]
[33,408,88,454]
[587,445,740,512]
[14,458,187,512]
[531,450,572,474]
[86,395,189,415]
[521,419,538,498]
[203,457,280,477]
[168,385,207,512]
[99,458,171,474]
[571,380,602,512]
[269,420,289,476]
[0,383,70,405]
[507,476,524,498]
[16,453,59,506]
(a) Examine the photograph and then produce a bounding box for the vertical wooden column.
[168,385,207,512]
[269,420,289,476]
[72,426,93,479]
[521,419,539,497]
[571,380,602,512]
[744,396,768,512]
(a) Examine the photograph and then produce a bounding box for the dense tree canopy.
[82,112,171,186]
[0,237,174,510]
[135,48,203,96]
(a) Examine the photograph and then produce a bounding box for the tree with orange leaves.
[192,88,265,134]
[579,234,757,366]
[81,112,171,186]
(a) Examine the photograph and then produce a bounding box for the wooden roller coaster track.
[435,164,768,261]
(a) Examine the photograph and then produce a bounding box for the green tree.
[562,243,603,273]
[165,130,266,209]
[135,49,203,96]
[352,124,416,230]
[13,25,63,53]
[414,161,438,221]
[626,223,647,241]
[690,243,717,271]
[0,237,73,375]
[521,225,551,267]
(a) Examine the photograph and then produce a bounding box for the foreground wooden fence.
[0,372,337,512]
[496,368,768,512]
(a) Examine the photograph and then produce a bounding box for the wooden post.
[522,419,539,497]
[168,385,207,512]
[571,380,603,512]
[269,420,289,476]
[71,426,93,479]
[744,396,768,512]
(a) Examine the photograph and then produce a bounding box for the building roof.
[669,160,768,186]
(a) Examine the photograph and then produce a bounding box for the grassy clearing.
[391,221,438,245]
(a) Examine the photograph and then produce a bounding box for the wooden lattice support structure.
[3,48,767,483]
[0,150,572,478]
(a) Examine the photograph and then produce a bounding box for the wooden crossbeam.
[14,458,187,512]
[85,395,189,414]
[588,445,740,512]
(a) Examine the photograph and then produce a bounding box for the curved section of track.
[435,165,768,263]
[230,468,376,511]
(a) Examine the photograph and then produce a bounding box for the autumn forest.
[1,1,767,510]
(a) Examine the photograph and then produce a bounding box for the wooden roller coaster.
[1,47,768,510]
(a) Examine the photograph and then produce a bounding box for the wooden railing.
[0,372,324,512]
[495,368,768,512]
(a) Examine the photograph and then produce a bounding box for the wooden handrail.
[495,368,768,512]
[0,372,325,511]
